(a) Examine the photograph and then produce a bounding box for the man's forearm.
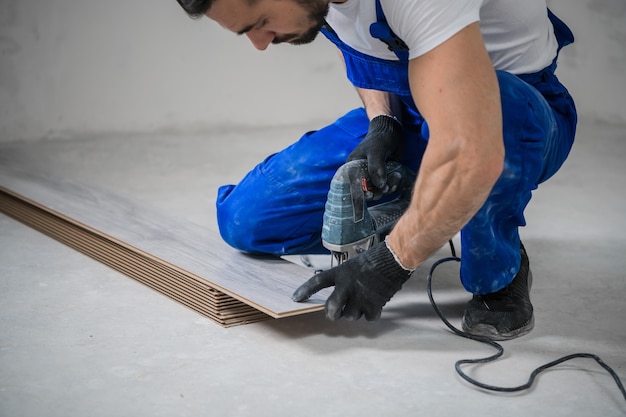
[387,141,502,270]
[356,87,402,121]
[386,22,505,270]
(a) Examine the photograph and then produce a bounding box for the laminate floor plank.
[0,165,328,325]
[0,188,267,326]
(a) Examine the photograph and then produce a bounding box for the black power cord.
[426,241,626,403]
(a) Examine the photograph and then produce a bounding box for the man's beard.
[273,1,329,46]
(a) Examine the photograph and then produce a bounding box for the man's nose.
[246,29,274,51]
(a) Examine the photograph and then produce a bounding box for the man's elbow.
[459,137,504,191]
[478,143,505,190]
[484,148,505,185]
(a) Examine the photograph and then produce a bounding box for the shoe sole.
[461,269,535,341]
[462,314,535,341]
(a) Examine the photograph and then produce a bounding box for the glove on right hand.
[292,240,413,321]
[347,114,404,192]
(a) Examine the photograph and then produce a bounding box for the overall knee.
[216,184,261,253]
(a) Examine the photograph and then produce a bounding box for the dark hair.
[176,0,214,18]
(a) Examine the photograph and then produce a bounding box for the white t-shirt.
[326,0,558,75]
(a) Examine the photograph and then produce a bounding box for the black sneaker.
[461,244,534,341]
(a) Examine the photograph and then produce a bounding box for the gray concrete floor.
[1,117,625,416]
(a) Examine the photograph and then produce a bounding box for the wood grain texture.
[0,166,330,326]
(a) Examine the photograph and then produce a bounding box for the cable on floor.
[426,240,626,403]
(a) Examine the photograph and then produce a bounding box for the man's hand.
[347,114,404,192]
[291,241,413,321]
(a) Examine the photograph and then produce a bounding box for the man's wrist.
[384,235,416,273]
[371,114,401,126]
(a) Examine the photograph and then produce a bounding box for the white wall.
[0,0,624,143]
[0,0,359,142]
[548,0,626,126]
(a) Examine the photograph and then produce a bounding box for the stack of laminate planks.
[0,166,328,327]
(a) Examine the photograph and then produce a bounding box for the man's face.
[206,0,329,50]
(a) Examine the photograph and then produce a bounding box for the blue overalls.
[216,2,577,295]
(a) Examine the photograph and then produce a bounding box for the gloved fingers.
[363,306,383,321]
[385,171,402,194]
[362,293,389,321]
[325,286,350,321]
[291,270,336,302]
[346,149,367,162]
[341,301,364,321]
[367,155,388,190]
[367,171,403,200]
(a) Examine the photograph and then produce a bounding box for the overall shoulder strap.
[547,9,575,52]
[369,0,409,61]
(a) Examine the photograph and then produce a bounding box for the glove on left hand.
[347,114,404,192]
[292,241,413,321]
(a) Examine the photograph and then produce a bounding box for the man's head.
[177,0,330,50]
[176,0,212,18]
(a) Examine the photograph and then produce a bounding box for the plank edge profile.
[0,167,325,326]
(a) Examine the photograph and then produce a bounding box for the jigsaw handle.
[322,159,416,255]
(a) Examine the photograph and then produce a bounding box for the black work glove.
[291,241,413,321]
[347,114,404,192]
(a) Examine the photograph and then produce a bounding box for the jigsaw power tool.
[322,159,416,265]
